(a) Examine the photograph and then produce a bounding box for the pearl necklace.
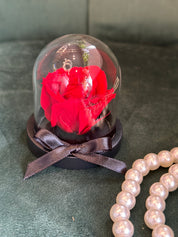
[110,147,178,237]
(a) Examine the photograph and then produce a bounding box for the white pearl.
[144,209,165,229]
[149,182,168,200]
[152,224,174,237]
[110,204,130,222]
[146,195,166,211]
[169,164,178,182]
[112,219,134,237]
[122,179,140,197]
[144,153,160,171]
[132,159,149,176]
[116,191,136,210]
[170,147,178,163]
[160,173,178,192]
[158,150,174,168]
[125,168,143,184]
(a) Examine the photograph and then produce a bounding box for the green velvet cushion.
[90,0,178,44]
[0,0,87,42]
[1,0,178,44]
[0,40,177,236]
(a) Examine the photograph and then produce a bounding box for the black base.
[27,114,123,170]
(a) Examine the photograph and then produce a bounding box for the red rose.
[41,65,116,134]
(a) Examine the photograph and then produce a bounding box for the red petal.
[41,84,52,121]
[78,89,116,134]
[86,65,107,97]
[63,67,90,99]
[78,100,96,134]
[51,99,81,133]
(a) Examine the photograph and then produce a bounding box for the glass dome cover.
[33,34,121,142]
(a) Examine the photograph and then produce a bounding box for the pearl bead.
[125,168,143,184]
[158,150,174,168]
[144,153,160,171]
[144,209,165,229]
[122,179,140,197]
[152,224,174,237]
[149,182,168,200]
[170,147,178,163]
[116,191,136,210]
[160,173,178,192]
[110,204,130,222]
[169,164,178,182]
[112,219,134,237]
[146,195,166,211]
[132,159,149,176]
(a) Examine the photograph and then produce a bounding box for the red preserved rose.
[41,65,115,134]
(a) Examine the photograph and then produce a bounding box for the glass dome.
[33,34,121,143]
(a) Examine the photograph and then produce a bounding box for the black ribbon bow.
[24,129,126,179]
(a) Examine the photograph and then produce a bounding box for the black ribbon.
[24,129,126,179]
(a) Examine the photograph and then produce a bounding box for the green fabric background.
[0,0,88,42]
[1,0,178,44]
[90,0,178,44]
[0,40,177,236]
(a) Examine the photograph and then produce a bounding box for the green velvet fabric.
[90,0,178,44]
[0,0,88,42]
[0,40,178,237]
[1,0,178,44]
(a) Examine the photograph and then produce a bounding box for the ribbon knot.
[24,129,126,179]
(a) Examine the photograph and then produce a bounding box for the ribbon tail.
[73,153,127,174]
[24,147,71,180]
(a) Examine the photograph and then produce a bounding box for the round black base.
[27,114,123,170]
